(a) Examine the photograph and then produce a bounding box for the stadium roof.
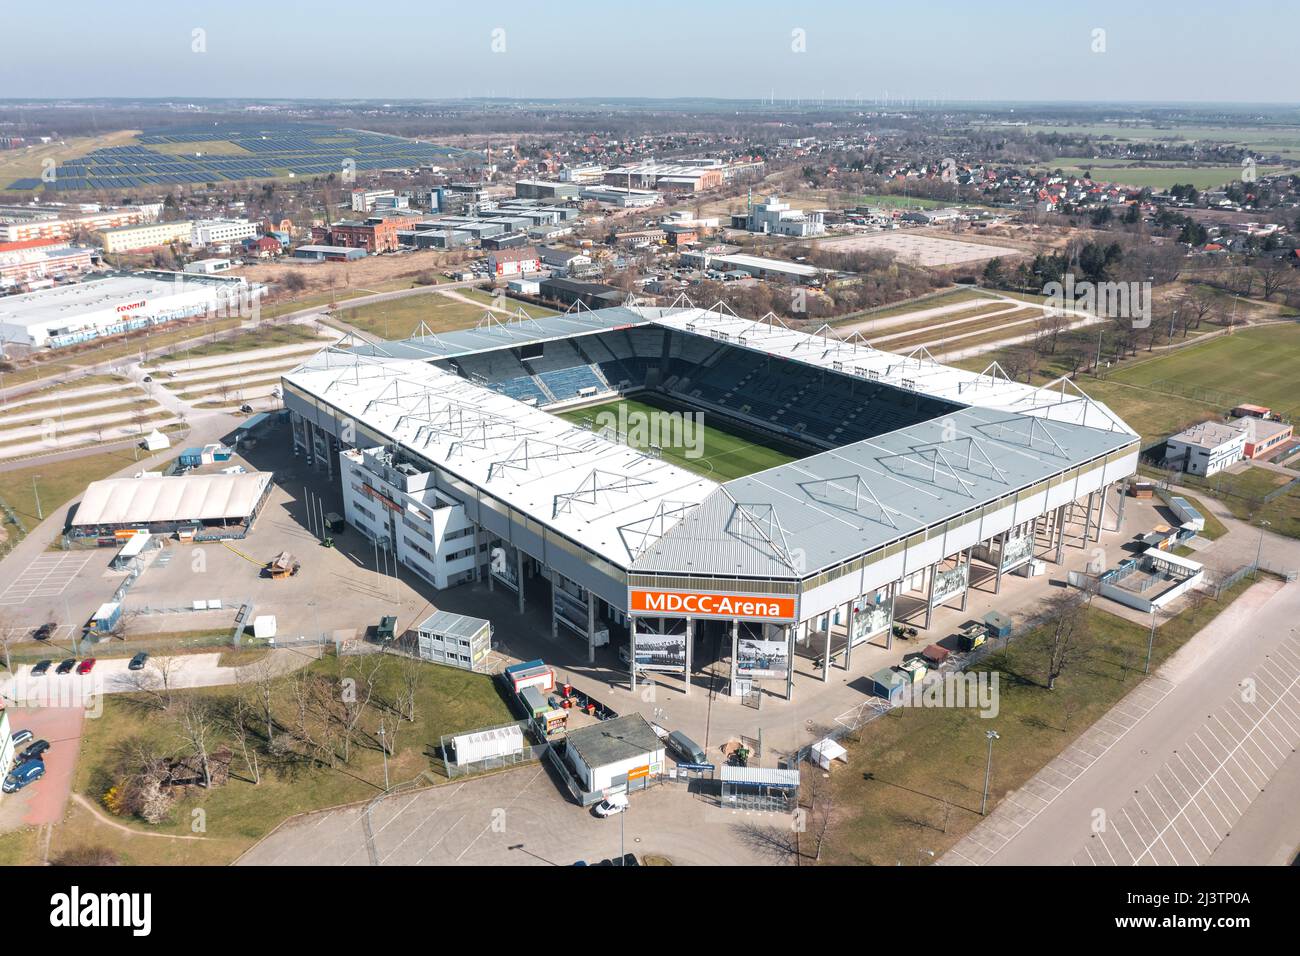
[71,473,273,528]
[284,304,1138,579]
[347,306,650,362]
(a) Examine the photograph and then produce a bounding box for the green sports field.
[556,395,799,481]
[1106,322,1300,419]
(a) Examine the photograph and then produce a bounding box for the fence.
[435,718,549,780]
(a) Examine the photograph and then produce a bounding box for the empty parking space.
[1071,632,1300,866]
[0,554,95,606]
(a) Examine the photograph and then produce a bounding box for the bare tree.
[174,697,217,788]
[1043,590,1088,690]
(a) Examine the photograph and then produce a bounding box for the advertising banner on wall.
[852,592,892,645]
[737,638,789,679]
[631,633,687,673]
[1001,533,1034,573]
[929,561,970,608]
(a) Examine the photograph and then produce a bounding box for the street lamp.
[980,730,1000,816]
[1255,520,1271,577]
[378,720,390,791]
[32,475,43,520]
[1145,607,1157,675]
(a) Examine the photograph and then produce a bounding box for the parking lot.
[0,553,94,607]
[817,230,1020,266]
[0,706,84,833]
[1070,628,1300,866]
[237,761,782,866]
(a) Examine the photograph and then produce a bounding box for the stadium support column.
[1116,479,1129,535]
[550,577,558,639]
[730,619,739,696]
[843,600,856,671]
[1095,484,1108,539]
[959,549,970,611]
[1083,491,1096,544]
[885,581,896,650]
[924,561,937,629]
[629,617,638,693]
[784,623,795,701]
[1054,505,1067,563]
[586,591,596,665]
[516,549,525,614]
[683,617,692,697]
[993,532,1006,595]
[822,609,834,683]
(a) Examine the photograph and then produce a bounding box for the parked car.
[76,658,96,675]
[142,375,153,383]
[10,729,33,747]
[19,739,50,762]
[55,659,76,675]
[32,622,55,641]
[239,404,254,413]
[594,792,629,817]
[667,731,707,765]
[2,761,45,794]
[128,652,150,671]
[30,660,52,677]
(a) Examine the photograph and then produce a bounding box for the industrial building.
[730,195,825,237]
[69,472,274,540]
[515,179,582,202]
[0,273,249,349]
[190,219,258,247]
[579,185,661,208]
[602,163,724,193]
[282,303,1137,704]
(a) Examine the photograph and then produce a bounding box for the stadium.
[281,303,1139,701]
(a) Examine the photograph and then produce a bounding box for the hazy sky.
[3,0,1296,104]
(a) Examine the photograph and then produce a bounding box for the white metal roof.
[284,305,1137,576]
[285,352,717,568]
[72,472,272,527]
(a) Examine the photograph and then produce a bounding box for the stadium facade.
[282,305,1138,700]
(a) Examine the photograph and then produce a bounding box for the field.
[816,231,1020,266]
[330,288,556,340]
[1105,322,1300,420]
[556,395,798,481]
[0,130,141,190]
[822,577,1254,865]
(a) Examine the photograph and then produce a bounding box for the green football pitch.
[556,396,799,481]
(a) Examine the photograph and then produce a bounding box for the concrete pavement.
[940,575,1300,865]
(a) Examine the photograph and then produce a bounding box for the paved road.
[942,576,1300,865]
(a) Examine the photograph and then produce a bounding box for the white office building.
[191,219,258,247]
[339,446,483,590]
[733,195,825,237]
[1163,421,1247,477]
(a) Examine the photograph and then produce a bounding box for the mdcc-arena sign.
[630,589,797,623]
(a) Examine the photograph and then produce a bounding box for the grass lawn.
[56,652,514,865]
[148,323,325,364]
[1178,466,1300,539]
[557,395,798,481]
[458,287,559,318]
[831,287,993,327]
[0,317,244,390]
[822,577,1255,865]
[1105,322,1300,420]
[329,291,497,340]
[0,446,147,545]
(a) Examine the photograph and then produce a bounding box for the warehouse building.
[69,472,274,540]
[562,713,665,800]
[282,304,1137,704]
[730,195,825,237]
[514,179,582,201]
[0,273,247,349]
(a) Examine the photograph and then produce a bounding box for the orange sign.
[630,589,796,622]
[627,765,650,781]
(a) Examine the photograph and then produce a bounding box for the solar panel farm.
[4,123,468,192]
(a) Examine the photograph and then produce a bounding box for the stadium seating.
[433,327,962,447]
